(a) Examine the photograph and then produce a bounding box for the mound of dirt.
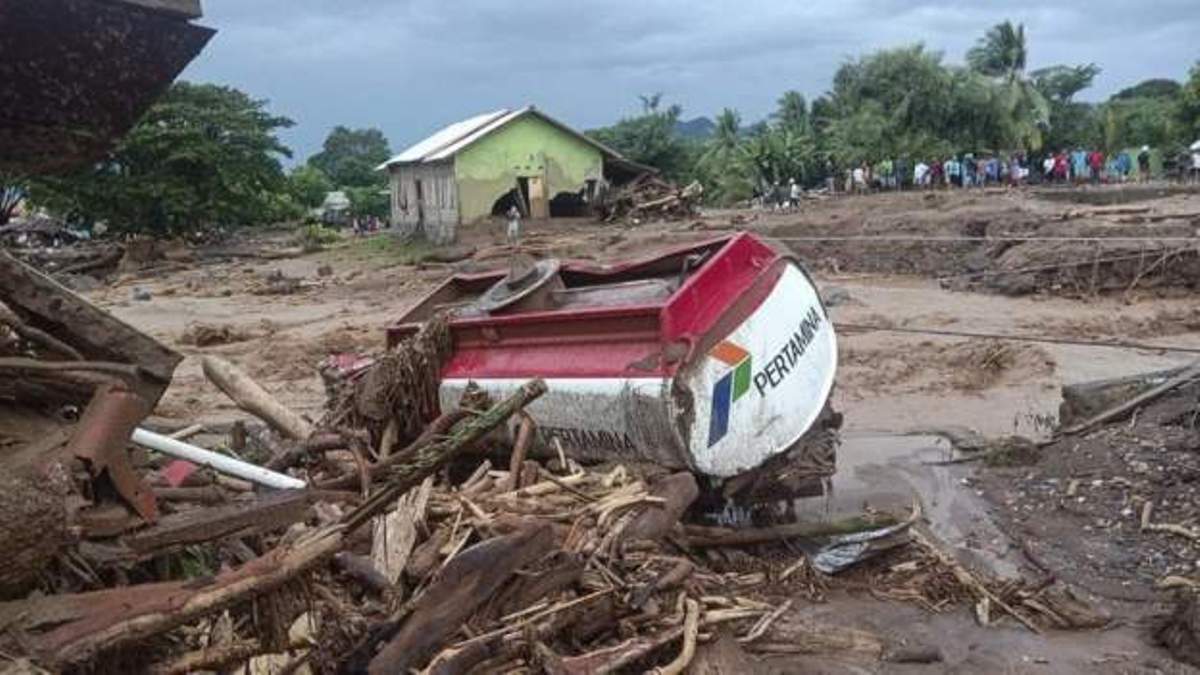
[178,322,254,347]
[942,340,1056,390]
[839,339,1055,395]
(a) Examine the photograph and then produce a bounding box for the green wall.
[454,114,603,223]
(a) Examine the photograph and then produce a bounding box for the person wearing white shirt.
[913,161,930,188]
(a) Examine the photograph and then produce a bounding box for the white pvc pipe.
[132,427,307,490]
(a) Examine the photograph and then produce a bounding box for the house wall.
[387,161,458,244]
[453,115,604,225]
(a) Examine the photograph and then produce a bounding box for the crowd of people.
[754,142,1198,211]
[841,147,1164,195]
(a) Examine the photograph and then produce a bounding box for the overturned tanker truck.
[389,233,839,515]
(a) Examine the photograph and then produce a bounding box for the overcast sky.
[181,1,1199,163]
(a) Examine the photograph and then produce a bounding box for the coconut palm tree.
[699,109,755,202]
[967,21,1050,151]
[773,91,810,135]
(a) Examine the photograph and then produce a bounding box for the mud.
[757,186,1200,297]
[65,184,1200,672]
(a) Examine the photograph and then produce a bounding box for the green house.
[378,106,647,243]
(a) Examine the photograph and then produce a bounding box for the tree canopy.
[30,82,295,234]
[1113,79,1182,101]
[587,96,696,181]
[307,126,392,189]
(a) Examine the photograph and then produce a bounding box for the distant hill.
[674,116,715,139]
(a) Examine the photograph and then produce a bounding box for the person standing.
[1088,150,1105,185]
[895,157,910,191]
[789,179,802,210]
[1054,151,1069,184]
[1071,148,1088,184]
[913,160,929,188]
[930,158,944,188]
[945,155,961,188]
[1138,146,1152,183]
[506,205,522,245]
[1042,154,1055,183]
[1190,142,1200,185]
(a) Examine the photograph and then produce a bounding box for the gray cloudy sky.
[182,1,1199,163]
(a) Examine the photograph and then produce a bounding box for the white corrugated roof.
[377,109,510,169]
[425,108,528,161]
[377,106,642,171]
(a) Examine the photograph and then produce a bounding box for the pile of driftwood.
[597,174,703,223]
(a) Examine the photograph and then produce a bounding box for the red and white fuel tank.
[389,233,838,492]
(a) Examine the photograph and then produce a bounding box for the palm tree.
[699,109,753,202]
[773,91,810,135]
[967,21,1050,151]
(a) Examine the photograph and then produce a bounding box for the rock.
[822,286,852,307]
[317,264,334,277]
[61,274,102,292]
[991,272,1038,296]
[131,287,152,302]
[884,645,944,664]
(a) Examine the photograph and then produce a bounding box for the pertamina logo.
[706,340,752,447]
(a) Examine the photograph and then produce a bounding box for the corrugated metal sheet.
[377,110,509,168]
[378,106,646,171]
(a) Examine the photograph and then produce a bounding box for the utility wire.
[835,322,1200,355]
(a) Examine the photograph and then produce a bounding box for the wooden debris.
[684,514,899,548]
[201,355,315,440]
[1060,359,1200,436]
[366,524,555,674]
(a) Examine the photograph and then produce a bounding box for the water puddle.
[797,431,1020,576]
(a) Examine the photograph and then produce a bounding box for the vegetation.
[305,126,392,218]
[588,21,1200,205]
[30,82,297,235]
[296,222,341,252]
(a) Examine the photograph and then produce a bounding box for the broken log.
[683,514,899,548]
[366,524,555,674]
[201,355,314,440]
[96,490,325,561]
[483,551,585,621]
[1059,365,1188,427]
[1060,360,1200,436]
[556,623,686,674]
[0,250,181,403]
[624,472,698,542]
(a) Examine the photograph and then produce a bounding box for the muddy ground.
[79,184,1200,673]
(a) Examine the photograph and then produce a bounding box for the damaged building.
[378,106,649,243]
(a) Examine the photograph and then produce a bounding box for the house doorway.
[525,174,549,219]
